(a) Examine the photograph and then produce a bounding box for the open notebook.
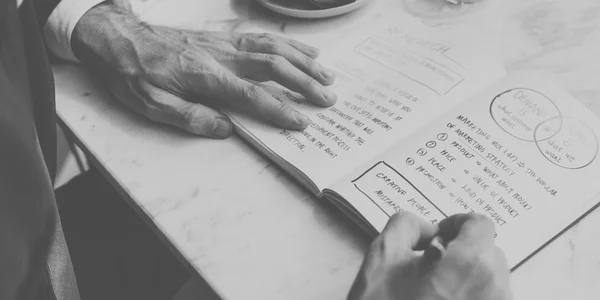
[226,19,600,269]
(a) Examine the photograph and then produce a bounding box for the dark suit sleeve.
[30,0,66,63]
[0,25,57,300]
[0,1,59,299]
[31,0,61,26]
[0,91,57,300]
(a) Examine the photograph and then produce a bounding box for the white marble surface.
[53,0,600,299]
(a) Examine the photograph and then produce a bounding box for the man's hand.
[348,212,512,300]
[71,4,336,138]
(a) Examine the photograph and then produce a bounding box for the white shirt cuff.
[43,0,105,63]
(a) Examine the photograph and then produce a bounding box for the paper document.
[228,19,504,190]
[332,72,600,268]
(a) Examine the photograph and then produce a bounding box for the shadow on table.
[55,168,218,300]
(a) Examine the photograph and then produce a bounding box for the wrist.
[71,4,150,78]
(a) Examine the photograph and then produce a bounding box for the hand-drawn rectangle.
[354,37,464,96]
[352,161,447,224]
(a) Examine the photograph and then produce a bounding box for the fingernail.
[321,88,337,105]
[212,117,233,138]
[320,67,335,80]
[309,47,320,57]
[294,113,312,128]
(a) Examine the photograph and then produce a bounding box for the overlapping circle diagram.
[490,88,598,169]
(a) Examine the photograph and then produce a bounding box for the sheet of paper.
[228,18,505,191]
[330,71,600,268]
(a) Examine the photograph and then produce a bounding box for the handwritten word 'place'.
[428,157,447,172]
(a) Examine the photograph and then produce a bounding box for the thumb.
[437,214,495,249]
[348,212,436,300]
[140,82,234,138]
[437,214,496,260]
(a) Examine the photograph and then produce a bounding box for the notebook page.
[330,71,600,268]
[227,18,504,191]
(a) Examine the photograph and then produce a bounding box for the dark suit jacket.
[1,0,81,298]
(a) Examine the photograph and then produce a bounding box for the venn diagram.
[489,88,598,169]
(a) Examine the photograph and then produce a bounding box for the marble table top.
[53,0,600,299]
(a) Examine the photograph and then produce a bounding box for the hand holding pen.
[348,212,512,300]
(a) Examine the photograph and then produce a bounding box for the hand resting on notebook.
[348,212,512,300]
[71,4,337,139]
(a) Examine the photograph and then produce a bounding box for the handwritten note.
[331,72,600,268]
[228,18,504,190]
[352,161,447,225]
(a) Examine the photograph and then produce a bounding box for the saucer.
[256,0,373,19]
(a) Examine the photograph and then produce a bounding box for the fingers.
[234,53,336,107]
[219,77,312,130]
[377,211,437,254]
[491,247,513,300]
[154,52,314,132]
[491,246,510,279]
[139,82,234,138]
[435,215,511,300]
[437,214,496,258]
[285,38,320,59]
[470,245,511,300]
[235,33,336,86]
[133,31,330,133]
